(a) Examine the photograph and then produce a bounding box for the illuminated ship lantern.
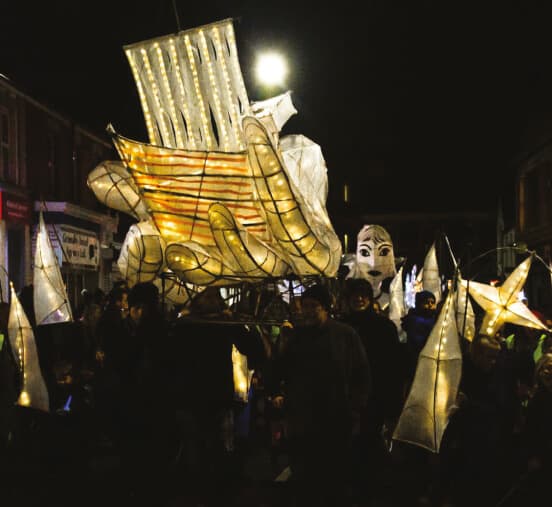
[422,242,441,304]
[346,225,397,311]
[393,290,462,453]
[461,254,548,338]
[88,18,341,289]
[8,283,49,412]
[33,212,73,325]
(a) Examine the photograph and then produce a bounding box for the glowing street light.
[255,52,288,87]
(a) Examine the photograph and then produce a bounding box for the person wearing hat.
[401,290,437,382]
[270,283,370,507]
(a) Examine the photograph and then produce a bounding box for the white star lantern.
[461,254,548,338]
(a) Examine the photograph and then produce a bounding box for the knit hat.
[344,278,374,300]
[302,284,333,312]
[415,290,435,307]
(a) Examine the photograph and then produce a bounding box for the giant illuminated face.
[352,225,396,302]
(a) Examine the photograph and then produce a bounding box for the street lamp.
[254,51,288,87]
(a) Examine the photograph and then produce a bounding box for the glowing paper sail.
[393,291,462,453]
[8,283,49,412]
[124,18,250,152]
[461,254,548,337]
[33,212,73,325]
[232,344,254,402]
[422,242,441,303]
[455,274,476,341]
[389,266,407,341]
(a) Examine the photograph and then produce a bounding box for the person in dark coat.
[270,283,371,507]
[442,333,522,506]
[339,278,405,504]
[169,286,266,506]
[401,290,437,381]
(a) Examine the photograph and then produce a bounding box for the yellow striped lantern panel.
[393,291,462,453]
[8,283,50,412]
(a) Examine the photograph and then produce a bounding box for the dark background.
[2,1,552,215]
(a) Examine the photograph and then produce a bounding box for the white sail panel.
[33,212,73,325]
[124,18,250,152]
[8,283,49,412]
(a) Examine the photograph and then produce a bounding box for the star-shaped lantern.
[461,253,548,338]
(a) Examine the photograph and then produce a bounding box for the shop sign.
[32,224,99,268]
[0,191,32,224]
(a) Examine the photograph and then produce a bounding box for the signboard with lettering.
[0,191,32,224]
[32,224,99,269]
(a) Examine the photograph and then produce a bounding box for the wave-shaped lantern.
[87,18,341,289]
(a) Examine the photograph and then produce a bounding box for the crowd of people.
[0,276,552,507]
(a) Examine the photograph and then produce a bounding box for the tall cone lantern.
[422,242,441,304]
[8,283,49,412]
[33,211,73,325]
[393,290,462,453]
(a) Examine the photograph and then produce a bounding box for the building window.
[524,170,539,228]
[0,110,9,180]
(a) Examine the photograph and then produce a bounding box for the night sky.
[2,1,552,216]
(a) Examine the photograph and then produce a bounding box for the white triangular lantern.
[8,283,49,412]
[422,242,441,303]
[33,212,73,325]
[393,291,462,453]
